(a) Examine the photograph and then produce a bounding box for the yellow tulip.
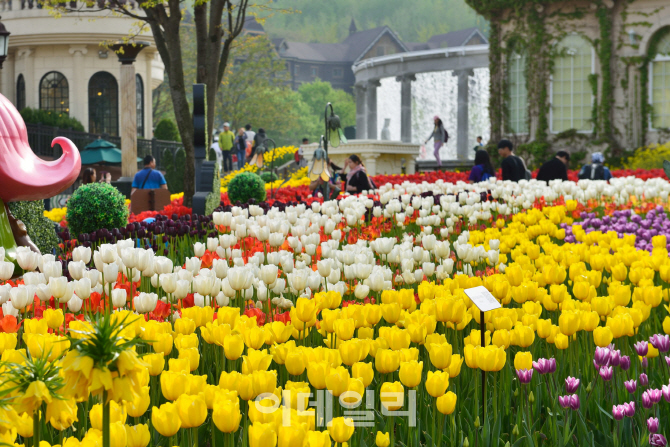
[242,349,273,374]
[326,366,350,397]
[333,319,356,341]
[212,397,242,433]
[328,417,355,443]
[90,401,126,431]
[381,303,402,324]
[514,352,532,371]
[554,333,569,349]
[174,318,196,335]
[160,370,187,400]
[474,345,506,372]
[295,297,317,323]
[436,391,457,415]
[151,403,181,437]
[375,349,400,374]
[399,361,423,388]
[305,430,332,447]
[153,333,173,356]
[176,393,207,428]
[178,347,200,372]
[380,382,404,411]
[143,353,165,376]
[612,264,627,282]
[266,321,294,344]
[15,411,33,438]
[352,362,374,388]
[251,370,277,398]
[249,422,277,447]
[425,370,450,397]
[448,354,464,378]
[125,424,150,447]
[558,311,581,337]
[376,431,391,447]
[307,361,332,390]
[125,386,150,418]
[43,309,64,330]
[428,342,453,370]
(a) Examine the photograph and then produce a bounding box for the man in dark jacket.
[497,139,526,182]
[578,152,612,181]
[537,151,570,183]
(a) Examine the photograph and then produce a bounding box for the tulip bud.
[512,425,519,436]
[529,391,535,404]
[586,382,592,393]
[463,438,470,447]
[474,416,480,428]
[514,388,519,397]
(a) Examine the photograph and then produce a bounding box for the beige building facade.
[468,0,670,162]
[0,0,163,137]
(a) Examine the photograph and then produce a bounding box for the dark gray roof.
[243,17,265,33]
[427,27,488,48]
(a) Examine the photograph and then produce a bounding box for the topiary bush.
[227,172,266,204]
[8,201,59,254]
[154,119,181,142]
[260,171,278,183]
[66,183,129,236]
[19,108,85,131]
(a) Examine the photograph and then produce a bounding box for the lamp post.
[0,18,11,69]
[110,41,149,180]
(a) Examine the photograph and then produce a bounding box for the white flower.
[259,264,278,286]
[0,284,11,304]
[0,261,15,281]
[100,244,117,264]
[185,257,202,274]
[121,247,138,269]
[10,286,32,310]
[16,248,39,271]
[354,284,370,300]
[134,292,158,313]
[174,280,191,300]
[74,278,92,300]
[154,257,174,275]
[112,289,127,308]
[136,249,154,272]
[68,261,86,281]
[68,294,83,312]
[228,267,252,291]
[160,273,178,294]
[193,242,206,258]
[2,301,19,317]
[215,292,229,307]
[103,263,119,283]
[49,276,68,299]
[72,246,92,264]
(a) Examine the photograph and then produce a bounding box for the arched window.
[507,52,528,134]
[39,71,69,114]
[16,74,25,111]
[650,31,670,129]
[88,71,118,136]
[551,35,594,133]
[136,74,144,137]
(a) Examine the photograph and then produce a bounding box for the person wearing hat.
[218,122,235,173]
[578,152,612,181]
[424,115,448,168]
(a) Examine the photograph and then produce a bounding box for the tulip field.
[2,175,670,447]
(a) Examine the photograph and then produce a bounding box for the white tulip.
[154,257,174,275]
[488,239,500,250]
[227,267,252,291]
[100,244,117,264]
[103,263,119,283]
[160,273,177,294]
[68,261,86,281]
[257,283,268,302]
[72,246,92,264]
[121,247,138,269]
[221,278,236,298]
[259,264,278,286]
[422,262,436,277]
[0,284,11,304]
[177,269,193,282]
[68,294,83,312]
[112,289,127,308]
[194,275,215,296]
[74,278,91,300]
[280,257,294,274]
[271,278,286,295]
[174,280,191,300]
[10,286,31,310]
[414,269,424,283]
[151,274,159,288]
[93,251,104,272]
[0,247,4,262]
[215,292,229,307]
[443,258,454,274]
[136,249,154,272]
[194,293,206,307]
[2,301,19,317]
[354,284,370,300]
[134,292,158,313]
[49,276,69,299]
[17,248,39,272]
[85,269,100,288]
[368,271,385,292]
[193,242,206,258]
[331,229,342,242]
[0,261,15,280]
[212,259,229,279]
[185,257,202,274]
[207,237,219,253]
[487,250,499,265]
[317,260,332,277]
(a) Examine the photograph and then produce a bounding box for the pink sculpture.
[0,93,81,202]
[0,92,81,268]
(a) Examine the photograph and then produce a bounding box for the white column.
[355,83,367,139]
[120,63,138,177]
[363,153,379,176]
[145,51,154,137]
[452,69,473,161]
[366,80,380,139]
[396,74,415,143]
[18,48,35,108]
[69,45,88,127]
[1,51,15,103]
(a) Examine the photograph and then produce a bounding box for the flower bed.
[2,175,667,447]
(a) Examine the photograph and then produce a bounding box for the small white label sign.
[464,286,502,313]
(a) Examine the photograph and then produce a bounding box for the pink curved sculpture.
[0,93,81,202]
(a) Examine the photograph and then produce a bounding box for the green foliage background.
[66,183,129,236]
[154,118,181,142]
[228,172,267,204]
[7,201,59,254]
[19,108,85,131]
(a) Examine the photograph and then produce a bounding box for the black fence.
[26,123,183,171]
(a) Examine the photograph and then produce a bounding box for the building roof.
[243,17,266,33]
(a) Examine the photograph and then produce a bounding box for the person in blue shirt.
[578,152,612,181]
[131,155,168,194]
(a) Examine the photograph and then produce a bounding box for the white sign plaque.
[464,286,502,313]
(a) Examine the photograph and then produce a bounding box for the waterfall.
[376,68,490,161]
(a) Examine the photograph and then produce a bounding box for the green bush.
[7,201,59,254]
[624,143,670,170]
[260,171,279,183]
[66,183,129,236]
[154,119,181,142]
[228,172,266,204]
[20,108,85,131]
[164,147,186,193]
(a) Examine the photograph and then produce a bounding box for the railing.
[0,0,138,11]
[26,122,183,171]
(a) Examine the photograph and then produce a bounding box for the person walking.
[537,151,570,183]
[497,139,527,182]
[578,152,612,180]
[468,150,496,183]
[424,116,448,168]
[218,122,235,173]
[234,128,247,170]
[131,155,167,194]
[473,136,484,152]
[251,128,267,161]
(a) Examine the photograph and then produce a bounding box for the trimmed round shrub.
[8,200,59,254]
[260,171,279,183]
[228,172,266,204]
[154,118,181,142]
[66,183,129,236]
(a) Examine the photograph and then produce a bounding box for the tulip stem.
[32,410,40,447]
[102,391,110,447]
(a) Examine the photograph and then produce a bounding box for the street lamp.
[0,19,11,69]
[309,102,346,199]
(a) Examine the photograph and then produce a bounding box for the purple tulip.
[663,384,670,403]
[532,358,556,375]
[516,369,534,384]
[640,373,649,387]
[599,366,614,381]
[568,394,580,410]
[648,417,660,434]
[649,434,667,447]
[642,357,649,369]
[559,395,571,409]
[666,356,670,367]
[609,350,621,367]
[635,341,649,356]
[619,355,631,371]
[559,394,580,410]
[623,401,636,417]
[594,347,612,367]
[642,390,654,409]
[624,379,637,394]
[648,388,663,404]
[565,376,580,393]
[612,404,625,421]
[650,334,670,353]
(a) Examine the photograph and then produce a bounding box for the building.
[466,0,670,161]
[0,0,164,137]
[273,21,487,93]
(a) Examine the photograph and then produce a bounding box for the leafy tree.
[298,80,356,133]
[49,0,256,207]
